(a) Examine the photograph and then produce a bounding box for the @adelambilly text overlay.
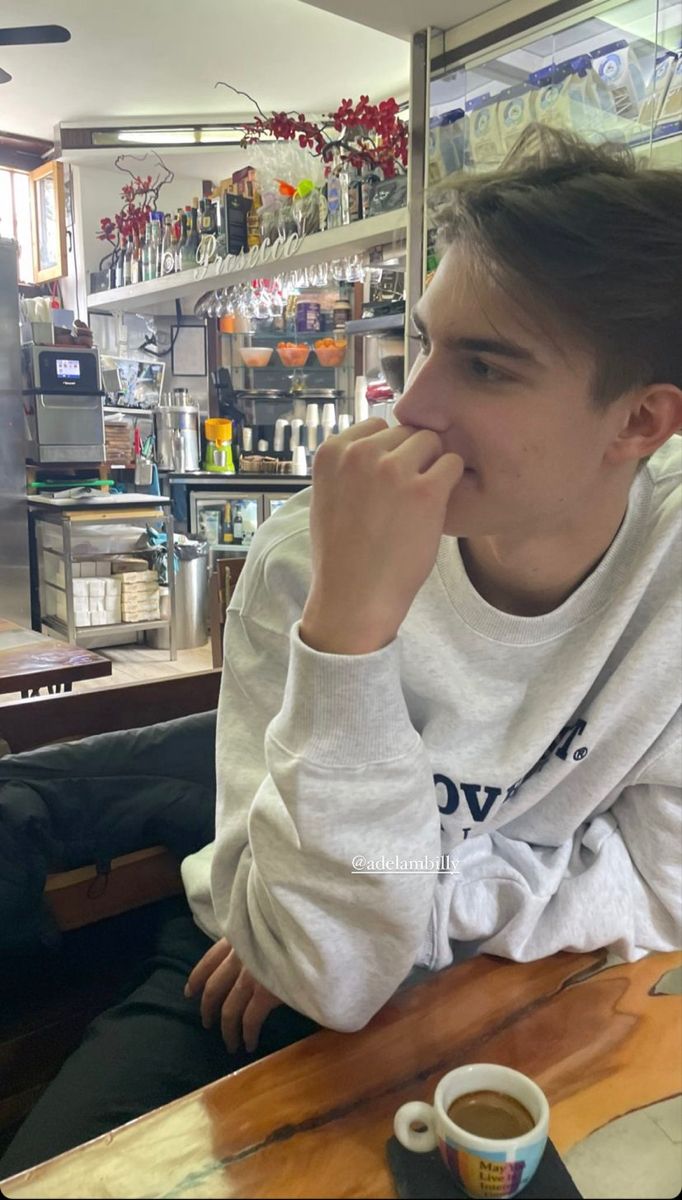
[351,854,460,875]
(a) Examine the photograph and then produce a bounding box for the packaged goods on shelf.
[466,95,504,168]
[639,52,678,127]
[45,577,122,626]
[120,569,161,622]
[428,109,465,184]
[590,38,654,126]
[657,53,682,128]
[111,556,150,574]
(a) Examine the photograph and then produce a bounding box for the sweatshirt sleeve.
[427,714,682,966]
[210,615,442,1032]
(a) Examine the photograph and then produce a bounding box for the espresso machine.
[23,344,106,463]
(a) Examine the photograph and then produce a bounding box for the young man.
[2,126,680,1176]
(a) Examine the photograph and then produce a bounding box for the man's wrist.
[299,602,397,656]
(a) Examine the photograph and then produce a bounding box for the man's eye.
[410,332,430,355]
[469,357,506,382]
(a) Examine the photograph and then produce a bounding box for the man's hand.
[300,418,464,655]
[185,938,282,1053]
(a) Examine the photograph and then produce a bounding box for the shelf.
[345,313,405,335]
[86,209,408,316]
[222,330,345,340]
[44,615,170,639]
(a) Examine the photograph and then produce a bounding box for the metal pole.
[166,512,177,661]
[63,516,77,646]
[405,28,431,378]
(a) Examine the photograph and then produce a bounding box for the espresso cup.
[394,1063,549,1199]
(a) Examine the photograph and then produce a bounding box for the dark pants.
[0,898,318,1179]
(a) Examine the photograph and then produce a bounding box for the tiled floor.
[0,640,215,705]
[565,1096,682,1198]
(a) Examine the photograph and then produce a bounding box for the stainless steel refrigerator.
[0,237,31,625]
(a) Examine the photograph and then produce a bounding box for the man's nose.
[393,359,451,433]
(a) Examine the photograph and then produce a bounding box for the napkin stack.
[72,575,122,626]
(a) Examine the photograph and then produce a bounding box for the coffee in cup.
[394,1063,549,1199]
[447,1090,535,1140]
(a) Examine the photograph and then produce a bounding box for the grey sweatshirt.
[182,437,682,1031]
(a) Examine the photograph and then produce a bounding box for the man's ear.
[604,384,682,467]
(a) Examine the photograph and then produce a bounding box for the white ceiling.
[299,0,508,40]
[0,0,410,141]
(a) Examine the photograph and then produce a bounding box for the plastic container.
[239,347,274,367]
[276,343,310,367]
[39,523,148,556]
[314,340,347,367]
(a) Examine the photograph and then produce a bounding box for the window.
[0,166,33,283]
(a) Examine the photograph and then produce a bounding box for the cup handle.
[393,1102,438,1153]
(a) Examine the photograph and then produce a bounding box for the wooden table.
[2,949,680,1199]
[0,618,111,697]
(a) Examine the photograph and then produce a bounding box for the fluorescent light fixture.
[65,124,269,151]
[115,129,200,145]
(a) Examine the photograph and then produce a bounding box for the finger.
[389,428,450,475]
[326,420,421,457]
[200,951,242,1029]
[185,939,232,1001]
[220,968,255,1054]
[185,937,232,998]
[242,987,281,1054]
[422,451,466,501]
[336,416,388,442]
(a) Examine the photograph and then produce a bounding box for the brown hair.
[433,124,682,407]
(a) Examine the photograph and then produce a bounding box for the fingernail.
[184,984,191,998]
[244,1039,255,1054]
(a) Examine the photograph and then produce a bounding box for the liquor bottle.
[317,183,328,233]
[147,214,161,280]
[123,236,134,286]
[232,504,244,543]
[201,198,216,235]
[115,231,126,288]
[348,167,362,223]
[222,501,234,543]
[339,161,352,225]
[183,207,199,269]
[246,190,262,248]
[134,229,144,284]
[161,214,175,275]
[326,153,342,229]
[176,213,188,272]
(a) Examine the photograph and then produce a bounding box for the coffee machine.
[23,344,106,463]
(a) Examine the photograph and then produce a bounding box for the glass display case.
[403,0,681,335]
[427,0,681,187]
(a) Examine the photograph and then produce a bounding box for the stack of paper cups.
[338,414,352,432]
[321,402,336,443]
[290,419,304,450]
[273,418,289,453]
[292,445,308,475]
[305,403,319,453]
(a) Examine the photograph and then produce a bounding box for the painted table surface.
[0,619,111,694]
[2,950,680,1199]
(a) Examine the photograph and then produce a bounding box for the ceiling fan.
[0,25,70,84]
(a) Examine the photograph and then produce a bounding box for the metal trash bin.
[147,539,208,650]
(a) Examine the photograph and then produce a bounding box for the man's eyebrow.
[411,307,538,365]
